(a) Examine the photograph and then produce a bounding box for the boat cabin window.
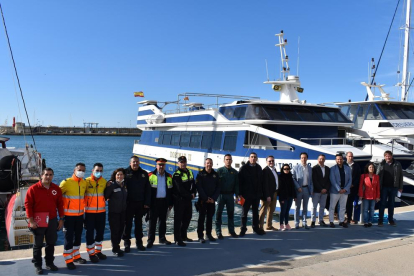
[223,132,238,151]
[212,132,223,150]
[244,131,293,151]
[377,104,414,120]
[201,131,213,149]
[378,122,393,127]
[171,132,180,146]
[190,131,202,148]
[366,104,383,120]
[339,105,350,116]
[180,132,190,147]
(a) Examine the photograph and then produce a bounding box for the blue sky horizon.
[0,0,410,127]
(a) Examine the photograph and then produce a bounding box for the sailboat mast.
[402,0,411,101]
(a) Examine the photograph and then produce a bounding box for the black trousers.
[346,193,357,221]
[197,202,215,238]
[108,212,126,252]
[32,218,58,267]
[123,201,144,246]
[64,215,84,250]
[241,197,260,231]
[173,198,192,242]
[148,198,168,243]
[85,212,106,247]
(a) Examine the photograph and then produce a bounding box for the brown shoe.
[389,221,397,226]
[266,226,278,231]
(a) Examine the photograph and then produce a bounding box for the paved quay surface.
[0,206,413,276]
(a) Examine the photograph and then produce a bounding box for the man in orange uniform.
[84,163,107,262]
[60,163,88,270]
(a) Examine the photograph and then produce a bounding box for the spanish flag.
[134,91,144,97]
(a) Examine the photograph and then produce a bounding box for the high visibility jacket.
[148,172,173,189]
[84,175,107,213]
[149,170,174,207]
[60,175,87,216]
[172,168,196,200]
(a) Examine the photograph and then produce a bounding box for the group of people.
[24,150,403,274]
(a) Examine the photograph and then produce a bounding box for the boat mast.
[401,0,411,101]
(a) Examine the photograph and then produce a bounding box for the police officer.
[196,158,220,243]
[123,156,151,252]
[60,163,88,270]
[147,158,174,248]
[173,156,196,246]
[84,163,107,262]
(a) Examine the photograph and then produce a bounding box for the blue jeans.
[362,199,375,223]
[279,198,293,225]
[379,187,398,223]
[294,188,310,226]
[215,194,235,235]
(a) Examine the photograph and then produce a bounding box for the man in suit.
[345,151,361,224]
[292,152,313,229]
[329,154,352,228]
[259,155,279,231]
[311,154,330,227]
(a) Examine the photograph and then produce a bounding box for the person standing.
[147,158,174,248]
[292,152,313,229]
[215,154,239,239]
[123,156,151,252]
[238,152,264,236]
[25,168,64,275]
[376,150,403,226]
[259,155,279,231]
[278,164,296,231]
[329,154,352,228]
[172,156,196,246]
[345,151,361,224]
[60,163,88,270]
[196,158,220,243]
[84,163,107,262]
[311,154,330,227]
[105,168,128,256]
[359,162,380,228]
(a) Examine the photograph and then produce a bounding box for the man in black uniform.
[147,158,174,248]
[196,158,220,243]
[345,151,361,224]
[172,156,196,246]
[122,156,151,252]
[239,152,265,236]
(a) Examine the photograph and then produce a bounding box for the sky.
[0,0,411,127]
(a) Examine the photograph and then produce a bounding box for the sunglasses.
[283,168,290,171]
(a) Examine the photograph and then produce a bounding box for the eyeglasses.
[283,168,290,171]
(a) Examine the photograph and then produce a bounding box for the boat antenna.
[265,59,269,81]
[297,36,300,76]
[364,0,401,101]
[401,0,411,101]
[0,3,37,150]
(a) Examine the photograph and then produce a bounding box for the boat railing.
[243,144,295,151]
[300,137,346,145]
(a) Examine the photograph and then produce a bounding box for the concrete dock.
[0,206,413,276]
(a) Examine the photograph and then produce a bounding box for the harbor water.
[1,135,248,249]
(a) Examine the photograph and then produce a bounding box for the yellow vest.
[60,176,87,216]
[84,176,107,213]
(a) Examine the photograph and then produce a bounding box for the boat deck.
[0,206,413,276]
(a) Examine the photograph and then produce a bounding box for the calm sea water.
[2,135,245,247]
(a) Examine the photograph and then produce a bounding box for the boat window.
[180,132,190,147]
[262,106,286,120]
[245,105,270,120]
[212,131,223,150]
[233,106,247,119]
[223,132,238,152]
[278,106,302,121]
[171,132,180,146]
[348,105,359,123]
[162,132,171,145]
[294,107,321,121]
[366,104,383,120]
[378,104,401,120]
[356,104,368,129]
[401,106,414,119]
[339,105,350,116]
[201,131,213,149]
[378,122,393,127]
[190,131,202,148]
[313,109,334,122]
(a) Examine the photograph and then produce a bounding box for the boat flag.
[134,91,144,97]
[183,96,189,101]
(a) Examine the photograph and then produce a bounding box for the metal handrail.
[243,144,294,151]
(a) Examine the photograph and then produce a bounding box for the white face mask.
[75,171,85,179]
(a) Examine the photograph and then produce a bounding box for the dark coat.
[172,168,196,201]
[376,159,403,190]
[262,166,278,200]
[345,162,361,195]
[105,181,127,213]
[278,172,295,202]
[124,166,151,206]
[195,168,220,202]
[311,165,331,193]
[238,161,263,200]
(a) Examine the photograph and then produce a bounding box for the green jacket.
[217,166,239,196]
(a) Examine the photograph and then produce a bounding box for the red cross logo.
[34,216,41,224]
[52,190,57,196]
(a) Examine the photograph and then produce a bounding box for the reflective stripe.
[87,243,95,249]
[85,206,106,211]
[85,192,104,197]
[73,245,80,250]
[64,209,84,213]
[63,249,73,254]
[63,195,83,199]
